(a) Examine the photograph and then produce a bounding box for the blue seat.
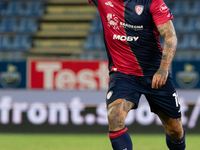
[6,2,24,16]
[0,2,6,16]
[99,53,107,60]
[172,1,191,15]
[174,53,193,61]
[19,18,38,33]
[176,34,184,50]
[181,34,199,49]
[12,35,31,50]
[0,18,18,32]
[186,17,200,32]
[90,18,103,33]
[164,1,173,10]
[25,2,44,16]
[195,53,200,61]
[84,34,96,50]
[84,34,104,50]
[191,1,200,15]
[172,17,186,32]
[0,35,12,50]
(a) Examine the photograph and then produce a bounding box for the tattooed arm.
[152,20,177,89]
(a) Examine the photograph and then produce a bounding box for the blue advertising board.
[0,61,26,88]
[172,61,200,89]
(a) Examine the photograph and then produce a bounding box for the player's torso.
[97,0,162,76]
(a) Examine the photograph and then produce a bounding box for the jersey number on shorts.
[173,93,180,107]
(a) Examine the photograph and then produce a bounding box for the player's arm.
[152,20,177,89]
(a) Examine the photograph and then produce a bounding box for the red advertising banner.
[28,59,109,90]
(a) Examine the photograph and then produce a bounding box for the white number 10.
[173,92,180,107]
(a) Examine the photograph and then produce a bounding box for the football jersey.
[88,0,173,76]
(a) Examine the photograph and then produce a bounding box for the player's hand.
[151,68,168,89]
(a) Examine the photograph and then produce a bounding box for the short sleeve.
[88,0,98,7]
[150,0,173,26]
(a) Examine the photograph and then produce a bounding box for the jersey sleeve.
[150,0,173,26]
[88,0,98,7]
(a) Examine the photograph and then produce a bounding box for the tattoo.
[157,111,170,125]
[107,99,134,130]
[157,20,177,68]
[123,100,134,111]
[162,54,168,61]
[155,68,168,78]
[176,118,182,126]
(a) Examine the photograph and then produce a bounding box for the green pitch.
[0,134,199,150]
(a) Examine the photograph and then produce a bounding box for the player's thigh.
[106,72,141,109]
[107,98,134,131]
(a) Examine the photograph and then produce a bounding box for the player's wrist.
[159,60,170,71]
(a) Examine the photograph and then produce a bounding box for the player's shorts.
[106,71,181,119]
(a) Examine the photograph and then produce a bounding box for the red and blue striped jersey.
[88,0,173,76]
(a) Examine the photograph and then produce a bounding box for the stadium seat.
[19,18,38,33]
[0,35,12,50]
[84,34,96,50]
[195,53,200,61]
[25,2,44,17]
[191,1,200,15]
[172,1,191,15]
[12,35,31,50]
[0,36,12,50]
[164,1,173,10]
[176,34,184,50]
[181,34,199,49]
[84,34,105,50]
[6,2,24,16]
[186,17,200,32]
[90,18,103,33]
[0,18,18,32]
[172,17,186,32]
[174,53,193,61]
[0,2,6,16]
[79,53,97,60]
[99,53,107,60]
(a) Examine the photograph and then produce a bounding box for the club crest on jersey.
[107,91,113,99]
[135,5,144,15]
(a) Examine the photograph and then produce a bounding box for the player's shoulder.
[150,0,165,4]
[149,0,166,10]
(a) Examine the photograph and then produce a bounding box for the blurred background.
[0,0,199,136]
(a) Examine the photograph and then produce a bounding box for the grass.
[0,134,199,150]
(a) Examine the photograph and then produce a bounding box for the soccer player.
[88,0,186,149]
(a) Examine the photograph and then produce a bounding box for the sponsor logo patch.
[160,3,169,13]
[105,1,114,7]
[113,34,139,42]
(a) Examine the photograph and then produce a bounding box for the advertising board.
[172,61,200,89]
[0,90,199,133]
[28,60,109,90]
[0,61,26,88]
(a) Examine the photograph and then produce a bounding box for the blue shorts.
[106,71,181,119]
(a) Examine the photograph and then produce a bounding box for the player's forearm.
[161,34,177,70]
[157,21,177,71]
